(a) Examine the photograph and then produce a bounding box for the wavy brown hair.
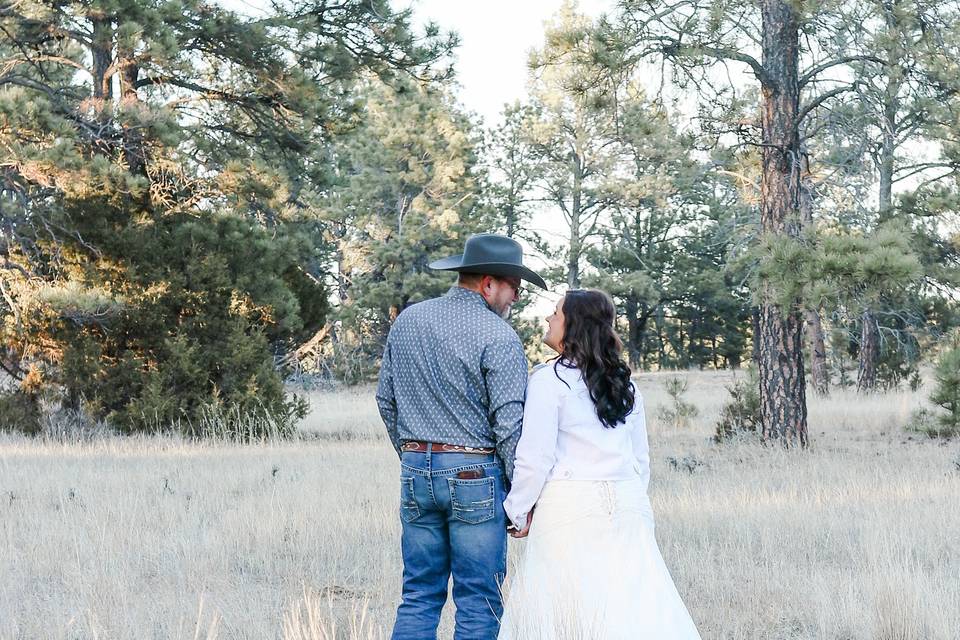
[553,289,635,428]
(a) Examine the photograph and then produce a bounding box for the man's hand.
[508,510,534,538]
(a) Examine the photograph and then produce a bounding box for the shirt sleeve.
[629,390,650,489]
[482,337,528,482]
[376,337,401,457]
[503,368,561,530]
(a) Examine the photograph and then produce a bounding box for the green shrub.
[714,367,762,442]
[0,391,42,434]
[905,335,960,439]
[656,376,699,429]
[922,342,960,437]
[13,200,326,438]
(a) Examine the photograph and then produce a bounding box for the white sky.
[406,0,616,127]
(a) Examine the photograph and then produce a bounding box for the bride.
[499,289,702,639]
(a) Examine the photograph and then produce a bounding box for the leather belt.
[401,441,495,454]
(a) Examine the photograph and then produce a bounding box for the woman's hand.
[509,510,534,538]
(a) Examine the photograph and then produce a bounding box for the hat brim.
[429,255,547,289]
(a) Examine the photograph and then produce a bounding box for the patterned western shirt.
[376,286,528,480]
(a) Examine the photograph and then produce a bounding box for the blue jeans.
[391,448,507,640]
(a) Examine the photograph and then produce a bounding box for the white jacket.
[503,362,651,530]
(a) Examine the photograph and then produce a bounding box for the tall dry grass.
[1,370,958,639]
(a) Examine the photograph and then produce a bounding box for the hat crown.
[462,234,522,266]
[427,232,547,289]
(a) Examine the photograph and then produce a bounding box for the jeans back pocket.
[448,476,496,524]
[400,476,421,523]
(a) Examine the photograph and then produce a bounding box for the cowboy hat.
[429,234,547,289]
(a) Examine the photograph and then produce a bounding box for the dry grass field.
[1,370,959,639]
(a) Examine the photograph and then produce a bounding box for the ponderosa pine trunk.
[90,16,113,101]
[857,311,880,392]
[757,0,808,446]
[806,309,829,395]
[799,154,829,396]
[118,50,147,178]
[625,297,641,367]
[567,154,583,288]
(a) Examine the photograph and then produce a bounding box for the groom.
[376,233,546,640]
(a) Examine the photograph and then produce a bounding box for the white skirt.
[499,479,702,640]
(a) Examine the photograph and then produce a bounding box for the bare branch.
[799,55,886,88]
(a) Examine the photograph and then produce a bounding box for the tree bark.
[90,17,113,102]
[625,297,641,367]
[857,310,880,392]
[117,53,147,178]
[655,305,666,368]
[805,309,830,395]
[751,306,761,367]
[799,153,829,395]
[505,201,516,238]
[567,154,582,288]
[757,0,808,446]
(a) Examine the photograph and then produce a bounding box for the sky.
[224,0,617,127]
[407,0,616,126]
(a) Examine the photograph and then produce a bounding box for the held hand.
[509,510,534,538]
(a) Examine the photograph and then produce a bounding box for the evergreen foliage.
[2,0,960,440]
[0,0,452,434]
[714,367,763,442]
[923,335,960,437]
[656,376,699,429]
[319,77,488,381]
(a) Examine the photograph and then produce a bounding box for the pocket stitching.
[447,476,496,524]
[400,476,420,523]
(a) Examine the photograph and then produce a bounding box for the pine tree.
[483,103,542,240]
[322,77,488,379]
[0,0,454,432]
[607,0,815,445]
[523,2,624,288]
[804,0,960,391]
[586,95,751,369]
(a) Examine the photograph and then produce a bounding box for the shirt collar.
[445,286,494,312]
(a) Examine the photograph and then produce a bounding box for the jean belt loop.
[426,442,432,471]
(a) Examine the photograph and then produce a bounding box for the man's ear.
[480,275,497,294]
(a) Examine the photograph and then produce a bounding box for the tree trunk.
[655,306,666,369]
[758,304,808,445]
[637,309,651,370]
[857,35,901,392]
[877,1,902,224]
[857,310,880,392]
[625,297,641,367]
[751,306,761,367]
[567,155,582,288]
[90,17,113,102]
[799,153,829,396]
[117,51,147,178]
[805,309,829,396]
[757,0,808,446]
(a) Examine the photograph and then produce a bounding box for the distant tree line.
[2,0,960,441]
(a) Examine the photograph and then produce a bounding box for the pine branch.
[798,55,887,88]
[796,83,860,127]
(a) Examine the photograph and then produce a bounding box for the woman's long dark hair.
[553,289,635,428]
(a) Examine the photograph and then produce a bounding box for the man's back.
[376,286,528,478]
